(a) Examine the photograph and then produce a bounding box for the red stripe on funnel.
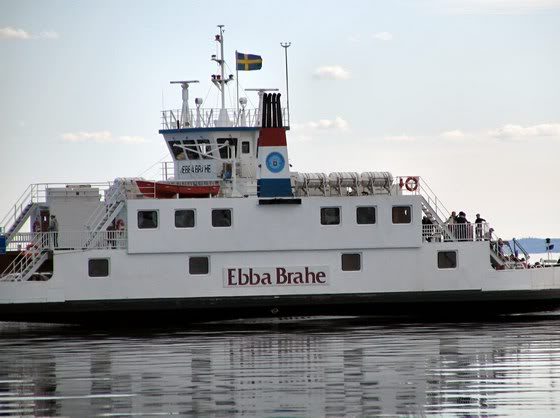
[258,128,287,147]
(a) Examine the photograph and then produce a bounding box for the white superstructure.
[0,27,559,324]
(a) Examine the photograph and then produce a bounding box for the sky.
[1,0,559,239]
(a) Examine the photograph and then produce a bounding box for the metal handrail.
[160,107,289,129]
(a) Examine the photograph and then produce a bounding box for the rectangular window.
[321,207,340,225]
[184,139,199,160]
[175,209,195,228]
[342,253,361,271]
[212,209,232,227]
[189,256,209,275]
[88,258,109,277]
[197,139,212,159]
[357,206,376,224]
[392,206,411,224]
[138,210,158,229]
[168,140,187,160]
[217,138,238,159]
[438,251,457,269]
[242,141,250,154]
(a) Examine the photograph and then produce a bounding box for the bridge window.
[89,258,109,277]
[392,206,411,224]
[321,207,340,225]
[212,209,232,227]
[197,139,212,159]
[217,138,238,159]
[357,206,376,224]
[242,141,250,154]
[184,139,199,160]
[189,256,209,275]
[138,210,158,229]
[438,251,457,269]
[342,253,361,271]
[168,140,187,160]
[175,209,195,228]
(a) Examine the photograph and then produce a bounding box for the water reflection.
[0,315,560,416]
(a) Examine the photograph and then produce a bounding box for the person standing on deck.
[475,213,486,240]
[48,215,59,248]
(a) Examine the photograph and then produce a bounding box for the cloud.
[313,66,350,80]
[39,31,60,40]
[441,129,466,139]
[0,26,60,40]
[61,131,147,144]
[372,32,393,41]
[0,27,31,40]
[488,123,560,139]
[293,117,349,131]
[384,135,417,142]
[441,0,560,14]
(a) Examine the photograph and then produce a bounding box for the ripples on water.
[1,313,560,417]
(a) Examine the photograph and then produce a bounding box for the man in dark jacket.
[475,213,486,240]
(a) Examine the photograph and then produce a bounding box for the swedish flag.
[236,52,263,71]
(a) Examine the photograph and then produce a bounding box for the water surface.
[1,314,560,416]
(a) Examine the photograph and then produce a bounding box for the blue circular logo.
[265,152,285,173]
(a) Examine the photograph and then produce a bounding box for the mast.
[211,25,233,127]
[280,42,291,127]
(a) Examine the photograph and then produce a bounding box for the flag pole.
[236,50,239,117]
[280,42,291,127]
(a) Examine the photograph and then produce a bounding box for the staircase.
[83,181,126,248]
[410,177,520,270]
[0,234,49,282]
[1,184,40,244]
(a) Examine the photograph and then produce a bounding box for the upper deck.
[160,107,289,131]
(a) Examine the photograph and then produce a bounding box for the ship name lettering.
[227,268,272,286]
[225,267,327,287]
[276,267,326,285]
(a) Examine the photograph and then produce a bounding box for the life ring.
[405,176,419,192]
[115,219,125,230]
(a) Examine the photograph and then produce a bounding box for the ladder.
[0,234,49,282]
[83,182,126,248]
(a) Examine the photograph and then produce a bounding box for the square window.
[88,259,109,277]
[212,209,232,227]
[357,207,376,224]
[392,206,411,224]
[321,207,340,225]
[189,256,209,275]
[138,210,158,229]
[342,253,361,271]
[175,209,195,228]
[438,251,457,269]
[242,141,250,154]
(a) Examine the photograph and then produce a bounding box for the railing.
[1,182,112,235]
[0,184,38,235]
[421,223,531,269]
[161,107,289,130]
[397,176,452,224]
[422,222,492,243]
[6,231,127,252]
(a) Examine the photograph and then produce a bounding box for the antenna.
[170,80,199,128]
[280,42,291,127]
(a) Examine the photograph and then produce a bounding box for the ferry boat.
[1,27,559,324]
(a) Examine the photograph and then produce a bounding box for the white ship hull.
[1,196,559,323]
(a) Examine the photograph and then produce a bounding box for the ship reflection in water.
[1,314,560,416]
